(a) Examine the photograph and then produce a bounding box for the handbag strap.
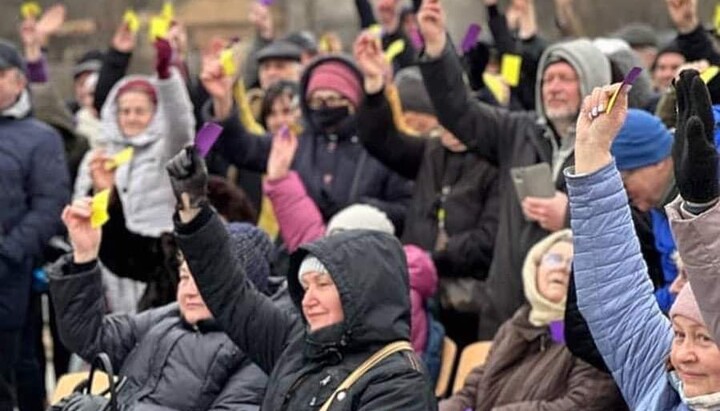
[87,353,117,411]
[319,341,413,411]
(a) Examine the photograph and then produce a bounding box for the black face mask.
[309,106,351,131]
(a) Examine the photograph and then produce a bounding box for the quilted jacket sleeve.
[565,161,672,409]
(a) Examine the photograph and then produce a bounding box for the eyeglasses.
[540,253,573,269]
[308,95,350,110]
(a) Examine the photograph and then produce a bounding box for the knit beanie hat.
[669,282,705,327]
[395,67,436,116]
[613,23,658,49]
[326,204,395,236]
[116,79,158,106]
[226,223,272,295]
[306,61,363,108]
[298,255,330,283]
[611,109,673,171]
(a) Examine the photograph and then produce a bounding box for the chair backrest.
[452,341,492,394]
[51,371,111,405]
[434,336,457,398]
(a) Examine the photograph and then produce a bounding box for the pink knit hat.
[669,283,705,326]
[306,61,362,108]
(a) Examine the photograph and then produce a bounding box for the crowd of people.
[1,0,720,409]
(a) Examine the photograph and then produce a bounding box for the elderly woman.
[74,39,194,238]
[165,146,436,410]
[568,69,720,410]
[440,230,623,411]
[50,199,272,410]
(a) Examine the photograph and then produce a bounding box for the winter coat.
[567,160,687,410]
[29,82,90,182]
[75,69,195,236]
[0,91,69,330]
[440,306,623,411]
[208,55,413,231]
[357,91,499,280]
[48,257,266,410]
[174,206,437,410]
[666,197,720,345]
[418,39,610,338]
[263,172,438,354]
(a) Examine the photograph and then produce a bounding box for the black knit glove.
[674,69,719,205]
[166,146,209,211]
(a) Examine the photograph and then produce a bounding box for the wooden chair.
[452,341,492,394]
[453,341,492,394]
[434,337,457,398]
[51,371,111,405]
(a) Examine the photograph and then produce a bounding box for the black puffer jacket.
[49,257,266,411]
[174,206,437,411]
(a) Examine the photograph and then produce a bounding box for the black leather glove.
[165,146,209,211]
[674,69,719,205]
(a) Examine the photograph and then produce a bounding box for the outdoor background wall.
[0,0,715,97]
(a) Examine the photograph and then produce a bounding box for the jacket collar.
[1,89,31,119]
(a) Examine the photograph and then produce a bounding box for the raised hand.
[574,83,630,174]
[61,198,101,264]
[200,50,234,119]
[266,126,299,181]
[418,0,447,58]
[249,2,274,40]
[89,150,115,193]
[353,31,389,94]
[674,69,718,205]
[166,146,209,222]
[666,0,698,34]
[112,19,137,53]
[19,19,42,62]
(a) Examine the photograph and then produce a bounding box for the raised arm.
[49,199,170,369]
[354,31,426,180]
[156,41,196,159]
[200,52,272,172]
[95,21,136,113]
[167,147,299,374]
[666,69,720,343]
[417,0,527,166]
[568,83,672,408]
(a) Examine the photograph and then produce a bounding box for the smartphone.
[511,163,555,205]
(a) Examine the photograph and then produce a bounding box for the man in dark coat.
[49,200,268,410]
[0,38,69,411]
[203,53,413,232]
[416,0,610,338]
[166,146,437,410]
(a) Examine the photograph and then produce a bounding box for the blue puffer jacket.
[566,161,688,410]
[0,92,69,330]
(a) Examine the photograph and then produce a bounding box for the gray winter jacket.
[74,69,194,237]
[49,256,266,410]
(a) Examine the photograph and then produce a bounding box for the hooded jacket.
[207,55,413,230]
[75,69,195,236]
[174,206,437,410]
[0,90,69,330]
[49,257,266,410]
[419,38,610,338]
[440,230,624,411]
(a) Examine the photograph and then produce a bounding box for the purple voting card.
[258,0,273,6]
[409,28,424,50]
[461,24,481,54]
[195,122,223,157]
[549,320,565,344]
[607,66,643,112]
